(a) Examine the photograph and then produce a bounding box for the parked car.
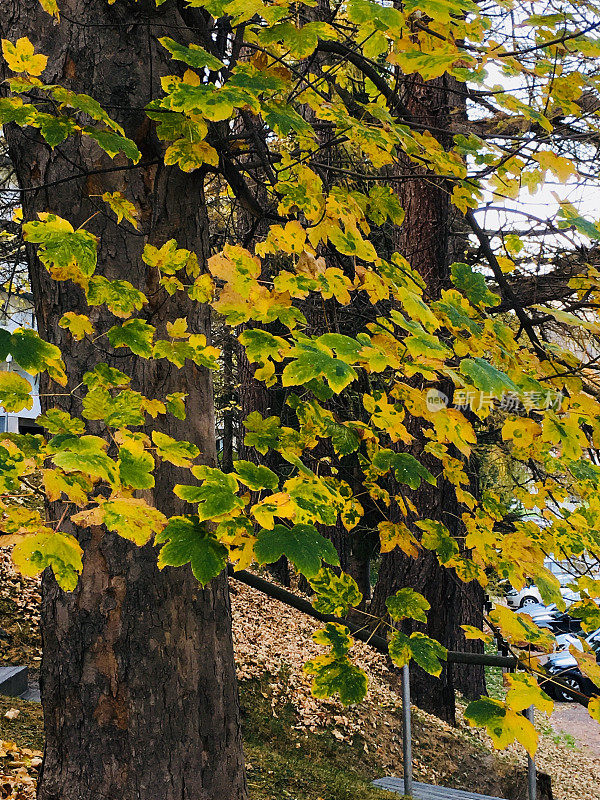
[554,631,587,652]
[506,584,580,609]
[504,556,599,609]
[541,629,600,702]
[521,603,582,635]
[506,573,580,610]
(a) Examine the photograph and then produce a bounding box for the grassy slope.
[0,683,397,800]
[242,678,397,799]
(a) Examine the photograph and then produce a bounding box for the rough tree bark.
[370,73,486,723]
[0,2,248,798]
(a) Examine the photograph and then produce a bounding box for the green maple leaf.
[146,105,207,143]
[367,185,405,226]
[464,696,538,755]
[37,408,85,435]
[166,83,234,120]
[152,431,200,468]
[159,36,224,71]
[282,339,358,393]
[403,0,477,24]
[327,421,360,456]
[0,329,10,361]
[417,519,458,565]
[388,631,411,668]
[310,568,363,616]
[175,466,245,521]
[82,363,131,390]
[107,319,156,358]
[407,632,447,676]
[0,372,33,413]
[12,530,83,591]
[404,328,452,361]
[388,631,447,676]
[156,515,228,586]
[328,225,377,262]
[34,112,77,146]
[87,276,147,318]
[83,126,141,163]
[166,392,187,420]
[386,588,430,623]
[82,388,146,428]
[9,328,66,385]
[459,357,520,397]
[371,450,436,489]
[118,444,155,489]
[49,86,125,133]
[313,623,353,657]
[434,296,482,334]
[0,97,37,125]
[464,697,507,732]
[152,339,195,368]
[254,523,339,578]
[243,411,281,455]
[317,333,363,363]
[259,21,336,59]
[233,460,279,491]
[0,445,26,493]
[556,199,600,240]
[52,435,119,486]
[391,453,436,489]
[451,262,500,308]
[304,653,368,705]
[238,329,289,363]
[263,101,315,138]
[23,213,98,282]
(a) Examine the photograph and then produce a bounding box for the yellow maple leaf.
[39,0,60,18]
[59,312,94,341]
[2,37,48,76]
[251,492,296,529]
[533,151,577,182]
[505,673,553,716]
[378,521,420,558]
[101,191,139,229]
[430,408,476,457]
[502,417,541,450]
[588,696,600,723]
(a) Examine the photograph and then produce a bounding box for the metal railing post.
[525,706,536,800]
[401,663,413,797]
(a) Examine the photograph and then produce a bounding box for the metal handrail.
[230,567,539,800]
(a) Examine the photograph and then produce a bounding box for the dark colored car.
[522,603,582,635]
[541,629,600,702]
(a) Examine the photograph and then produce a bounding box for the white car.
[506,584,579,609]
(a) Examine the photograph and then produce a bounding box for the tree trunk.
[1,3,248,798]
[370,74,485,723]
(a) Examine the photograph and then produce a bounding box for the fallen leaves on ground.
[1,551,599,799]
[0,550,41,672]
[230,577,600,800]
[0,740,40,799]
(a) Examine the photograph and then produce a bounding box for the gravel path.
[551,703,600,757]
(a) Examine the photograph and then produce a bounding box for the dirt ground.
[551,703,600,758]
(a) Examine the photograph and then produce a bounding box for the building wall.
[0,291,41,432]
